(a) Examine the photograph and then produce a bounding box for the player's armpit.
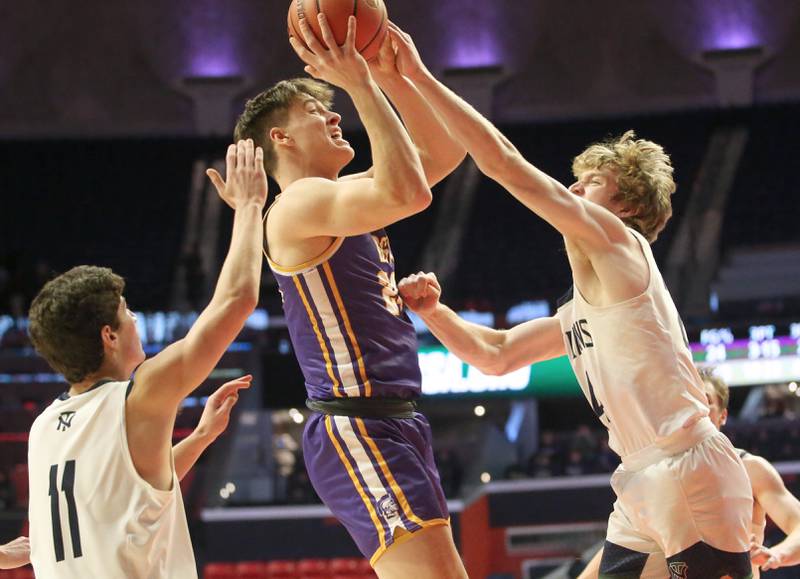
[272,176,431,239]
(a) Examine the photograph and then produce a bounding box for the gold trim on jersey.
[262,204,345,274]
[322,262,374,397]
[292,275,344,397]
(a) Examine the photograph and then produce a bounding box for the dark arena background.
[2,1,800,577]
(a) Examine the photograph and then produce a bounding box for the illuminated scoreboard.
[693,322,800,386]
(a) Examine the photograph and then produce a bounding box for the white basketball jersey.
[556,229,709,458]
[28,380,198,578]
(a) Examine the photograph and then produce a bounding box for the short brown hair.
[698,367,730,410]
[28,266,124,383]
[573,130,675,242]
[233,78,334,177]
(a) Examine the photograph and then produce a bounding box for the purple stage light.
[184,1,243,78]
[436,2,505,69]
[703,0,760,51]
[447,31,503,69]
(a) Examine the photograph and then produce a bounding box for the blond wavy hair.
[234,78,334,176]
[572,130,675,242]
[698,367,729,411]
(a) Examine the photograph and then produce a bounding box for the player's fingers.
[316,13,340,53]
[289,36,318,66]
[225,143,236,174]
[377,28,393,61]
[299,15,326,55]
[255,147,265,174]
[244,138,254,168]
[236,140,247,170]
[343,15,357,52]
[222,394,239,411]
[206,169,225,195]
[304,65,322,79]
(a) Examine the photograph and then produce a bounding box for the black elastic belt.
[306,397,417,419]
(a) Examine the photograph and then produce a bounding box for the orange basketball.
[288,0,389,62]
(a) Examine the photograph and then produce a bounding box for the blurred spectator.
[563,450,588,477]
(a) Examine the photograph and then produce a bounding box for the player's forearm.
[419,303,505,374]
[208,202,262,315]
[770,529,800,567]
[413,71,522,175]
[577,548,602,579]
[377,75,466,186]
[173,429,215,481]
[348,81,430,206]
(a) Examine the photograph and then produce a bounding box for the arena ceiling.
[2,0,799,136]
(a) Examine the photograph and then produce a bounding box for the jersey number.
[49,460,83,562]
[377,270,403,316]
[586,372,609,425]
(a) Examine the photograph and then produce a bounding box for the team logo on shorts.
[377,495,400,522]
[668,561,688,579]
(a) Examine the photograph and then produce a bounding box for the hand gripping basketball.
[289,14,371,91]
[397,272,442,315]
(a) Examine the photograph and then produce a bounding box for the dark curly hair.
[233,78,333,177]
[28,266,124,383]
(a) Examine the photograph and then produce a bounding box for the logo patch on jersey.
[377,494,400,522]
[57,411,76,431]
[668,561,688,579]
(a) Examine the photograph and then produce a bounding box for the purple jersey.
[267,229,421,401]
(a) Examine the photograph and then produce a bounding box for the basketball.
[287,0,388,62]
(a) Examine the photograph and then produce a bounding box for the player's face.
[286,98,354,169]
[569,169,625,214]
[116,297,145,373]
[704,381,728,429]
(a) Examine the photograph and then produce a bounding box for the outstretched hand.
[397,271,442,315]
[0,536,30,570]
[194,375,252,441]
[289,14,371,92]
[206,139,269,211]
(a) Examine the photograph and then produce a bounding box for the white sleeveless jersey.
[555,229,709,458]
[28,380,198,578]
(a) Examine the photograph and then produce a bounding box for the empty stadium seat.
[234,561,268,579]
[296,558,328,576]
[265,559,297,579]
[204,562,236,579]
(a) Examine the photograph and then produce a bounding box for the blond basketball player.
[26,138,267,578]
[579,369,800,579]
[391,24,752,579]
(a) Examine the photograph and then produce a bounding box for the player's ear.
[100,324,117,351]
[270,127,292,147]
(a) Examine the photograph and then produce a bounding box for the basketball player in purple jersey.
[388,24,753,579]
[226,15,467,579]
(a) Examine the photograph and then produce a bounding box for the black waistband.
[306,397,417,419]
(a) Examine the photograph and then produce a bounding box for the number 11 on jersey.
[49,460,83,562]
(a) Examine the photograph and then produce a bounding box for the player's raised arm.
[387,25,633,255]
[398,272,564,375]
[273,14,431,239]
[748,456,800,570]
[131,139,266,408]
[343,26,467,187]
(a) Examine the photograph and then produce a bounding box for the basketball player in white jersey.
[25,138,267,578]
[0,375,247,573]
[578,369,800,578]
[389,25,753,578]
